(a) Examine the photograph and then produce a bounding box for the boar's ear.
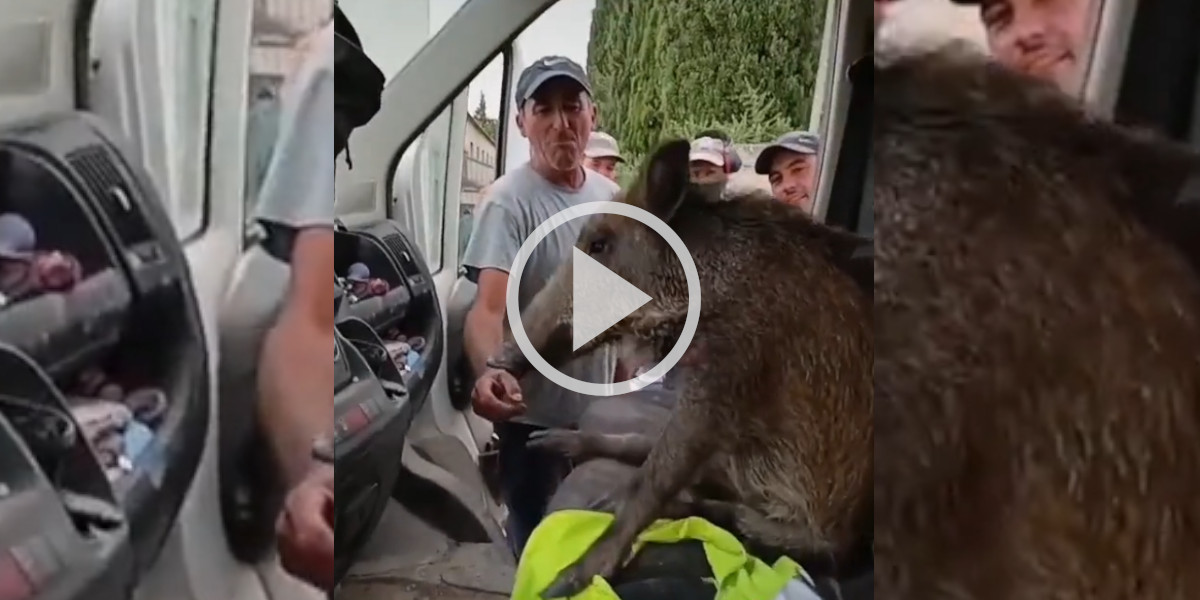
[635,139,692,221]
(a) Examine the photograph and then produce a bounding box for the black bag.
[334,4,384,151]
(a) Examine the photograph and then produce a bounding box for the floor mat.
[337,579,506,600]
[342,544,514,599]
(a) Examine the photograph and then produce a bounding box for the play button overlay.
[507,201,702,397]
[571,247,652,351]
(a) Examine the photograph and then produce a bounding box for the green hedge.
[588,0,824,165]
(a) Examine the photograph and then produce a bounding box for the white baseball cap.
[585,132,625,162]
[689,136,726,167]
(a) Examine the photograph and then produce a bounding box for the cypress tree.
[587,0,824,168]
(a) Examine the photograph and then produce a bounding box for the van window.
[162,1,218,239]
[242,0,331,244]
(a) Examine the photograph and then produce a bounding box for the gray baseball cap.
[585,132,624,162]
[0,213,36,260]
[515,55,592,107]
[754,131,820,175]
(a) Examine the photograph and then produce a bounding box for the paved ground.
[335,500,516,600]
[338,579,506,600]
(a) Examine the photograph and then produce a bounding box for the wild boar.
[874,44,1200,600]
[487,139,873,598]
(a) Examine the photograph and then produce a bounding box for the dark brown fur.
[875,45,1200,599]
[489,140,873,597]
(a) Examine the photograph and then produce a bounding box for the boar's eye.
[587,237,608,255]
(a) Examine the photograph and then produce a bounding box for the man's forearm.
[464,306,506,377]
[259,314,334,488]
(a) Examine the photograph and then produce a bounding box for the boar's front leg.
[570,304,689,361]
[527,429,655,466]
[539,389,715,599]
[487,266,576,376]
[491,292,685,378]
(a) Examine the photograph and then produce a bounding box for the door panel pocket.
[0,112,209,579]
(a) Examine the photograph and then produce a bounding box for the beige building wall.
[462,115,498,208]
[249,0,333,88]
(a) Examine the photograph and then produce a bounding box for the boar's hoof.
[527,428,591,460]
[541,537,627,599]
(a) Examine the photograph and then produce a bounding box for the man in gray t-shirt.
[463,165,619,427]
[461,55,619,556]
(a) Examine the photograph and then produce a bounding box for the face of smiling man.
[975,0,1096,93]
[768,150,817,211]
[755,131,821,211]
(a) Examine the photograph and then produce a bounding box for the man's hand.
[276,463,334,591]
[471,368,525,422]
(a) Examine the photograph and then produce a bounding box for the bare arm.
[464,268,509,376]
[258,228,335,488]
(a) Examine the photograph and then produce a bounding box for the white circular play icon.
[506,201,702,397]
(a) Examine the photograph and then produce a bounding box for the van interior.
[1,1,321,599]
[333,0,873,597]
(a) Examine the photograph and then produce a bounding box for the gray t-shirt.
[254,25,333,230]
[463,163,620,428]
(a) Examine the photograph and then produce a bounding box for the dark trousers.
[496,421,570,559]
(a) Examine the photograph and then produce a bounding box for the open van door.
[333,1,494,584]
[333,0,555,583]
[0,1,218,598]
[3,1,320,599]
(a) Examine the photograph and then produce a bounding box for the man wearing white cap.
[689,136,730,186]
[583,131,624,182]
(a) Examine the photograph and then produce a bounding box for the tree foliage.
[473,92,498,141]
[588,0,824,160]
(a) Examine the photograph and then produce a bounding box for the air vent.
[381,233,411,265]
[65,145,153,247]
[67,145,124,206]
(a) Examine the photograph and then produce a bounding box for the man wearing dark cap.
[756,131,821,211]
[461,55,619,556]
[950,0,1096,93]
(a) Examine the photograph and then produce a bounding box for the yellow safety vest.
[511,509,806,600]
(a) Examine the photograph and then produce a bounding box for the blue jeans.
[496,421,570,559]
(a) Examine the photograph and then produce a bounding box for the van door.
[333,0,555,577]
[337,0,554,461]
[333,1,465,582]
[0,1,233,599]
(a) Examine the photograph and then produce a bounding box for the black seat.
[544,392,872,599]
[846,242,872,299]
